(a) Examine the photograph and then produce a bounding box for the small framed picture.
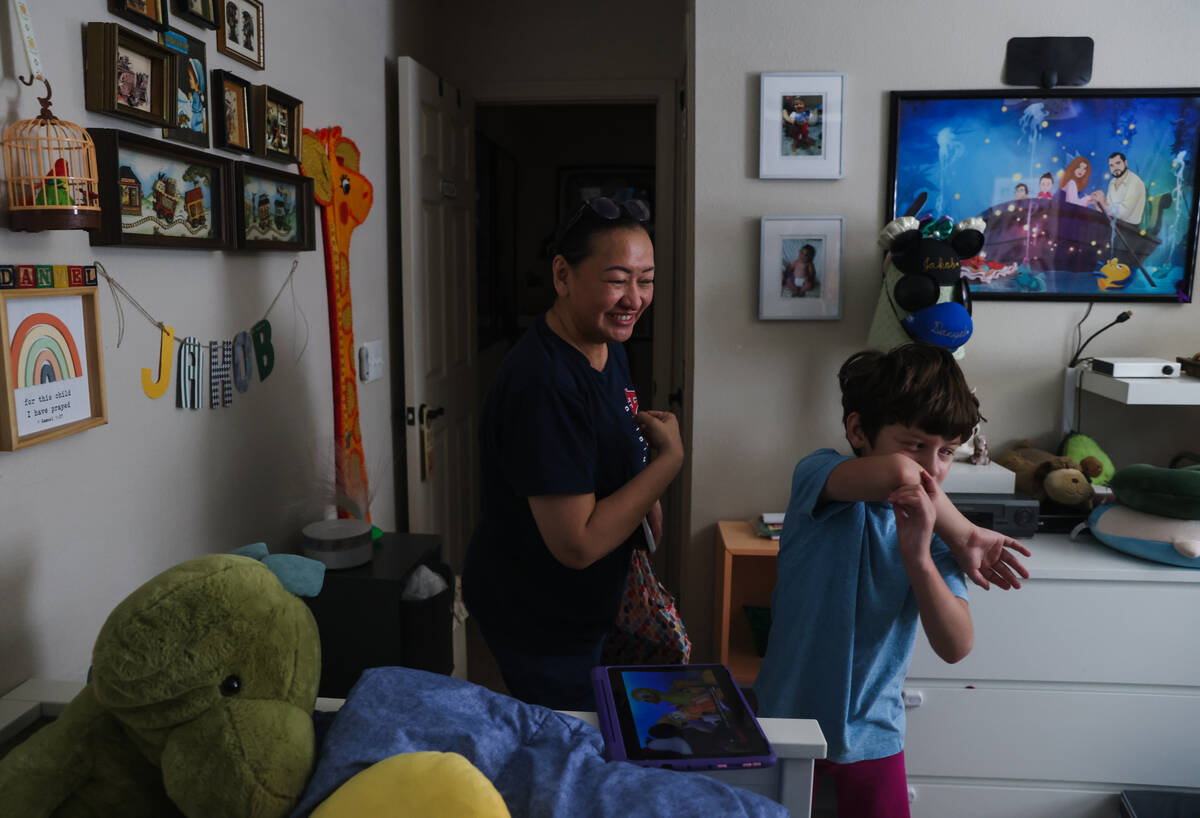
[171,0,218,29]
[159,28,208,147]
[0,287,108,450]
[233,161,315,251]
[108,0,169,32]
[759,72,845,179]
[212,69,254,153]
[759,216,843,320]
[84,22,176,128]
[252,85,303,162]
[217,0,265,70]
[88,127,234,249]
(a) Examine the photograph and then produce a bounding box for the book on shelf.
[752,518,782,540]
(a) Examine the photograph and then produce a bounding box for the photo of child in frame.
[781,237,823,298]
[780,94,824,157]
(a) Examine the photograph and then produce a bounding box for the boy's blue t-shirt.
[754,448,968,764]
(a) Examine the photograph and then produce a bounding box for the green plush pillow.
[1062,433,1116,486]
[1111,463,1200,520]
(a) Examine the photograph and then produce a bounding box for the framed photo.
[217,0,265,70]
[84,22,175,128]
[212,69,254,153]
[759,72,844,179]
[233,162,314,251]
[172,0,218,29]
[108,0,169,31]
[759,216,843,320]
[252,85,303,162]
[159,28,208,147]
[0,287,108,451]
[87,127,233,249]
[888,88,1200,302]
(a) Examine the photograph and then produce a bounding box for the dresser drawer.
[902,685,1200,788]
[909,580,1200,686]
[905,781,1121,818]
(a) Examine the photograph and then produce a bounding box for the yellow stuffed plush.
[311,751,510,818]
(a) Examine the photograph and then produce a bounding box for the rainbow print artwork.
[10,312,83,387]
[7,295,92,437]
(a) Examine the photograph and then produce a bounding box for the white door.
[397,57,478,570]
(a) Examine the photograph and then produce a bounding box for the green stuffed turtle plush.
[0,546,323,817]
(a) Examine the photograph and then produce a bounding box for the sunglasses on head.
[559,196,651,238]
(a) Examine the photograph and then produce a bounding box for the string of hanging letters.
[94,259,308,409]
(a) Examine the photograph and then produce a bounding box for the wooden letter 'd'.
[300,126,374,520]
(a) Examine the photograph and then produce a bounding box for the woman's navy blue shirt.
[463,316,648,654]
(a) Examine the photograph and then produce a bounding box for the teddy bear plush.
[994,440,1103,508]
[0,546,323,818]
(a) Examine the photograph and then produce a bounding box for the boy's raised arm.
[820,453,925,504]
[822,454,1032,591]
[930,484,1031,591]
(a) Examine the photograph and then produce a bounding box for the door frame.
[473,78,691,597]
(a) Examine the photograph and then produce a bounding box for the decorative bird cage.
[3,79,101,232]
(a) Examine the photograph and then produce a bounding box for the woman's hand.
[634,410,683,464]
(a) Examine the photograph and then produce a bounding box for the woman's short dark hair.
[553,205,650,267]
[838,344,982,452]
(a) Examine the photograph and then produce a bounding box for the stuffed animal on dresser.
[994,440,1103,509]
[0,546,324,818]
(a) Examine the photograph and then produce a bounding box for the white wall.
[687,0,1200,656]
[0,0,416,692]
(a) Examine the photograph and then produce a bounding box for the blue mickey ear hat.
[868,215,986,357]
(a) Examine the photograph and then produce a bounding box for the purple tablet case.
[591,663,776,771]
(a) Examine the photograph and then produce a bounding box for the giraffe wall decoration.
[300,126,374,520]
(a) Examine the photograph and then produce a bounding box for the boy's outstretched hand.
[956,527,1031,591]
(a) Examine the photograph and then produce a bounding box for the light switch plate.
[358,339,384,383]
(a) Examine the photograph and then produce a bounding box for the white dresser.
[903,532,1200,817]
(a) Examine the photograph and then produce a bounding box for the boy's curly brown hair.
[838,344,982,454]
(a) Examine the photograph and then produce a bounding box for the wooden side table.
[714,520,779,686]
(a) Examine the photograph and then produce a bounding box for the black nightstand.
[304,532,453,698]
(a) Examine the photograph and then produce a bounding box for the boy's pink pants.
[812,750,910,818]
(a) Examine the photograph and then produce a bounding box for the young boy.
[754,344,1030,817]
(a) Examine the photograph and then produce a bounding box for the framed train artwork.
[87,128,233,249]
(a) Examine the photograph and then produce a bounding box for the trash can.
[1120,790,1200,818]
[398,556,454,676]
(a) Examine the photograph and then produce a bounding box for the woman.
[1060,156,1094,206]
[462,197,684,710]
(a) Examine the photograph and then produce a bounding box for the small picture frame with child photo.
[759,216,842,320]
[759,72,844,179]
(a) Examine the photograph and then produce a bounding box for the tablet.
[591,663,776,771]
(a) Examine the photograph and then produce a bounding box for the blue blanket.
[290,667,788,817]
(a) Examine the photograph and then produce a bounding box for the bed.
[0,669,826,817]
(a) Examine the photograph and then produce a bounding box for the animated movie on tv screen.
[889,92,1200,300]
